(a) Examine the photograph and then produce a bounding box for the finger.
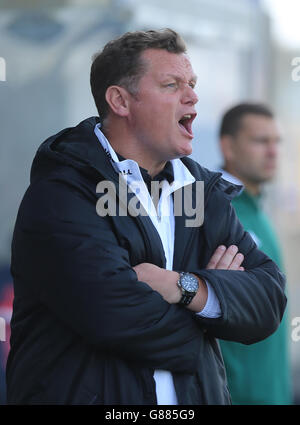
[132,263,147,279]
[239,267,245,271]
[206,245,226,269]
[132,265,141,279]
[215,245,238,269]
[228,253,244,270]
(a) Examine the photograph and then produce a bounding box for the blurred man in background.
[219,102,292,405]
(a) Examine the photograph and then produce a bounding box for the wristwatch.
[177,272,199,305]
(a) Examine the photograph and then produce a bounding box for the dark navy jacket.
[6,117,286,404]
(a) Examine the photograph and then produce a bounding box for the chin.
[179,142,193,157]
[173,150,192,160]
[263,169,276,181]
[168,140,193,160]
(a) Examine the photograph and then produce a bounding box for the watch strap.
[179,293,195,305]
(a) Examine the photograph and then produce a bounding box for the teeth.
[182,114,192,119]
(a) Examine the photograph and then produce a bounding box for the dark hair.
[219,102,274,138]
[90,28,187,123]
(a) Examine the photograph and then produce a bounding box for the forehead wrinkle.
[140,50,198,91]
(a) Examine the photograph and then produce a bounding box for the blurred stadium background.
[0,0,300,404]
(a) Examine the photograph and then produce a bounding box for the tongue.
[179,119,191,135]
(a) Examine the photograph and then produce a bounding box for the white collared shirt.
[94,124,221,404]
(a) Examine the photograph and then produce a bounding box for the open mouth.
[178,113,196,138]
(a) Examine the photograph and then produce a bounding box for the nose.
[182,84,198,106]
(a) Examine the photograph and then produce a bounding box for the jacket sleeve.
[12,176,203,373]
[192,197,287,345]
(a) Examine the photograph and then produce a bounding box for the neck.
[223,166,260,196]
[103,120,167,177]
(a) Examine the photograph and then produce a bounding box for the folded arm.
[12,179,205,373]
[133,202,286,345]
[133,244,244,313]
[193,201,287,344]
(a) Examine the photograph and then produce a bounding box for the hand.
[133,263,181,304]
[133,263,208,309]
[206,245,244,271]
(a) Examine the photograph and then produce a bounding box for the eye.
[252,137,267,145]
[166,82,178,88]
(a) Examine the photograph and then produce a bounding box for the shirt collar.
[94,123,195,192]
[117,152,174,189]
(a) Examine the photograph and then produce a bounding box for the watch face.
[181,273,199,293]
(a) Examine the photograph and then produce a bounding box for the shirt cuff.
[196,279,221,318]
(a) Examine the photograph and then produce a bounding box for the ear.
[105,85,130,118]
[220,135,235,162]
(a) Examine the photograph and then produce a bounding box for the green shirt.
[219,189,292,405]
